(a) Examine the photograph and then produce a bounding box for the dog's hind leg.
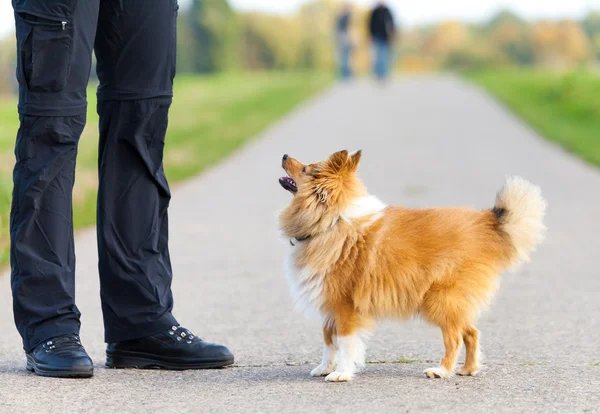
[424,323,462,379]
[457,325,480,376]
[310,319,338,377]
[420,283,467,378]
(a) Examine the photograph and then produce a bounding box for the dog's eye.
[302,167,306,173]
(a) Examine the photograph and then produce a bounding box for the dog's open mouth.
[279,176,297,193]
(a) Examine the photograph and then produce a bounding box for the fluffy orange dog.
[278,150,546,382]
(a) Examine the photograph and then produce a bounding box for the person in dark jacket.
[10,0,233,378]
[368,1,396,80]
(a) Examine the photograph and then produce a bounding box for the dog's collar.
[290,235,311,246]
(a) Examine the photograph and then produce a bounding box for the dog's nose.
[282,154,289,161]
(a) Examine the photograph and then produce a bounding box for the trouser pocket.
[15,12,72,92]
[170,0,179,81]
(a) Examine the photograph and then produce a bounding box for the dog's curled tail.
[493,176,547,268]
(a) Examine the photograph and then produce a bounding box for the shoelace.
[42,334,83,353]
[167,326,199,345]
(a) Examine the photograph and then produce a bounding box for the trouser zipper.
[18,13,68,30]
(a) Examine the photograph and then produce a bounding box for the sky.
[1,0,598,38]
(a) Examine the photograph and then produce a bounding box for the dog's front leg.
[324,331,367,382]
[310,343,337,377]
[311,322,337,377]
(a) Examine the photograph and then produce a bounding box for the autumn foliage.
[1,1,600,91]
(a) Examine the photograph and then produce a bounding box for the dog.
[278,150,546,382]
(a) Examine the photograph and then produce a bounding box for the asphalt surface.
[1,76,599,413]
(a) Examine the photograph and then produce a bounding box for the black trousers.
[11,0,180,352]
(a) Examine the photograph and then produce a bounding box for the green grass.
[0,72,331,265]
[397,356,419,364]
[468,69,600,167]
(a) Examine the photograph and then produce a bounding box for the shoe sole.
[105,350,234,370]
[26,355,94,378]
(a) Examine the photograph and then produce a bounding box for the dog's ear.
[328,150,349,171]
[349,150,362,171]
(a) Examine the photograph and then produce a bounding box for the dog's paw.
[424,367,450,379]
[456,366,479,377]
[324,371,353,382]
[310,364,334,377]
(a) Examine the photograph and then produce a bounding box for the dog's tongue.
[281,176,296,185]
[279,176,298,192]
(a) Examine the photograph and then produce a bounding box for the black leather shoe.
[26,334,94,378]
[106,326,234,370]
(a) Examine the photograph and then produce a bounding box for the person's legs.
[96,95,178,343]
[94,0,179,344]
[95,0,233,369]
[380,41,391,79]
[373,39,390,80]
[11,0,99,353]
[338,42,351,80]
[342,45,352,79]
[373,40,382,79]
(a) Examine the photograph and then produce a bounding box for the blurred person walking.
[10,0,233,378]
[369,1,396,80]
[335,2,354,79]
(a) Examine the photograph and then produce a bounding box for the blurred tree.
[531,22,559,65]
[349,9,369,73]
[395,27,437,72]
[556,20,591,64]
[532,20,590,67]
[295,0,337,70]
[422,21,469,57]
[239,13,301,70]
[6,1,596,80]
[177,16,196,73]
[0,36,16,95]
[489,20,535,65]
[485,9,526,32]
[240,14,276,69]
[444,49,490,72]
[582,12,600,60]
[187,0,239,73]
[582,12,600,38]
[592,34,600,61]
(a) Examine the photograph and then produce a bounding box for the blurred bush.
[1,0,600,82]
[397,9,597,72]
[444,47,507,72]
[0,36,16,95]
[182,0,239,73]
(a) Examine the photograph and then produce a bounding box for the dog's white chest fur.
[282,195,387,319]
[284,244,325,319]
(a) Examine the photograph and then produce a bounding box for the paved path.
[1,76,599,413]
